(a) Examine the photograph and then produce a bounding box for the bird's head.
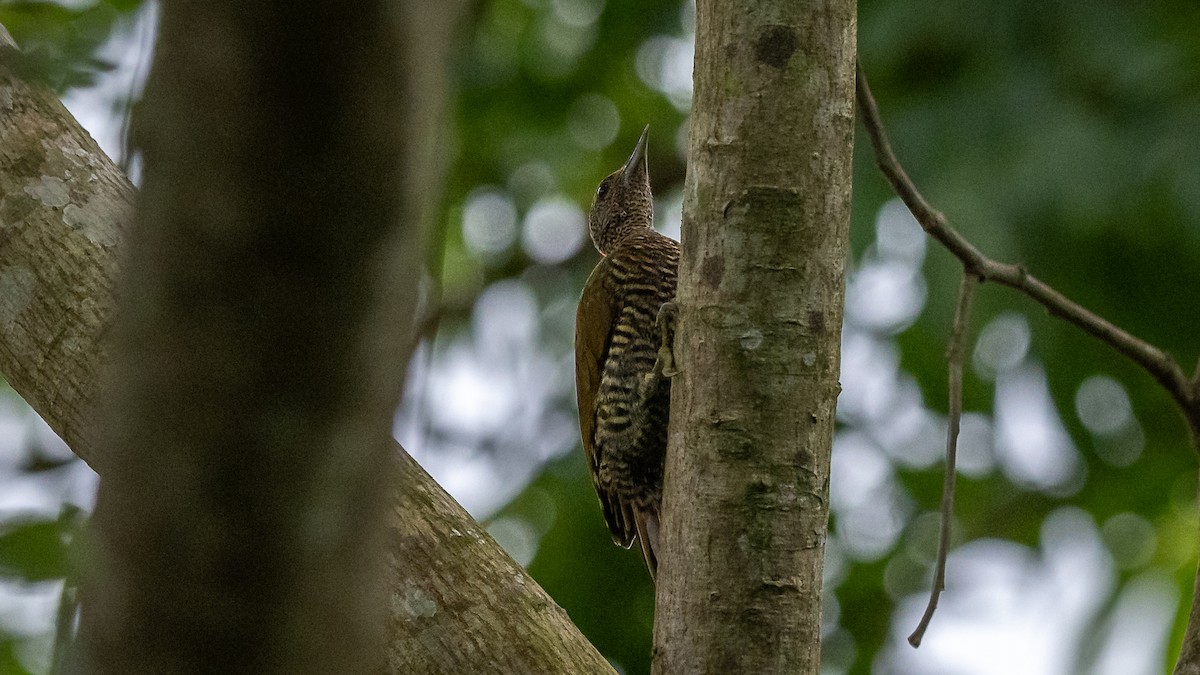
[588,125,653,256]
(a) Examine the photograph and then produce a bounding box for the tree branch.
[855,63,1200,438]
[856,61,1200,670]
[908,273,976,647]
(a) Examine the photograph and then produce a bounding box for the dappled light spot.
[462,187,518,261]
[429,342,515,434]
[838,488,912,562]
[1092,423,1145,468]
[955,412,996,478]
[884,547,928,603]
[1091,572,1178,675]
[836,332,902,426]
[636,34,694,111]
[879,402,944,470]
[567,93,621,151]
[0,579,58,641]
[845,259,926,333]
[521,197,587,264]
[487,516,541,567]
[903,511,951,568]
[887,508,1119,675]
[844,198,929,334]
[530,14,595,79]
[473,280,540,350]
[874,198,927,265]
[822,592,841,636]
[994,363,1084,496]
[1074,375,1133,436]
[1075,375,1146,467]
[396,280,575,517]
[1100,512,1156,570]
[507,162,557,203]
[654,189,683,241]
[550,0,605,28]
[821,627,857,672]
[973,313,1031,378]
[830,432,912,561]
[831,432,891,513]
[822,534,848,588]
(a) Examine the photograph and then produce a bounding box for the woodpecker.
[575,126,678,580]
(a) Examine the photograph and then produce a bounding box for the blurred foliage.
[0,517,69,582]
[0,504,82,675]
[453,0,1200,672]
[0,1,142,90]
[3,0,1200,673]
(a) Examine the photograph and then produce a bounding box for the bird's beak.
[622,125,650,184]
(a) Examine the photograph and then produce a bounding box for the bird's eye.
[596,181,610,200]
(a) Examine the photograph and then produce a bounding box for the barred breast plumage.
[575,127,678,580]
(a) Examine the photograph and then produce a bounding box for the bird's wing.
[575,260,633,546]
[576,260,614,486]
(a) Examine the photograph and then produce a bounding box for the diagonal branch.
[854,63,1200,440]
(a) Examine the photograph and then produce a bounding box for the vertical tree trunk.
[77,3,417,672]
[652,0,856,672]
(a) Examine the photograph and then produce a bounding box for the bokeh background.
[2,1,1200,673]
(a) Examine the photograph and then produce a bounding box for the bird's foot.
[655,301,679,378]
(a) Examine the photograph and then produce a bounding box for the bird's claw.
[657,344,677,379]
[656,301,679,379]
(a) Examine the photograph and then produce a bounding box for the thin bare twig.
[854,63,1200,438]
[856,61,1200,662]
[908,273,977,647]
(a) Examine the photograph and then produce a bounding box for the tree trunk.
[652,0,856,672]
[0,15,615,675]
[78,1,419,671]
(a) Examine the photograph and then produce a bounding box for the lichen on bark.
[652,0,856,673]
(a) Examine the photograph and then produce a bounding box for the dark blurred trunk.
[651,0,857,672]
[74,2,416,672]
[1,12,617,673]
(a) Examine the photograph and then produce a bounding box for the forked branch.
[855,62,1200,657]
[854,63,1200,439]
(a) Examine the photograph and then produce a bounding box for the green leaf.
[0,516,69,582]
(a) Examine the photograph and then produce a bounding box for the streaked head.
[588,126,653,256]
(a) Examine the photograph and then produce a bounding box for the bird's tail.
[634,509,660,582]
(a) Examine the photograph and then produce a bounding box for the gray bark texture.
[0,11,615,675]
[0,26,129,467]
[1176,564,1200,675]
[651,0,856,673]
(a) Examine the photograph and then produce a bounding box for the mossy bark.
[0,15,615,675]
[0,27,129,469]
[652,1,856,672]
